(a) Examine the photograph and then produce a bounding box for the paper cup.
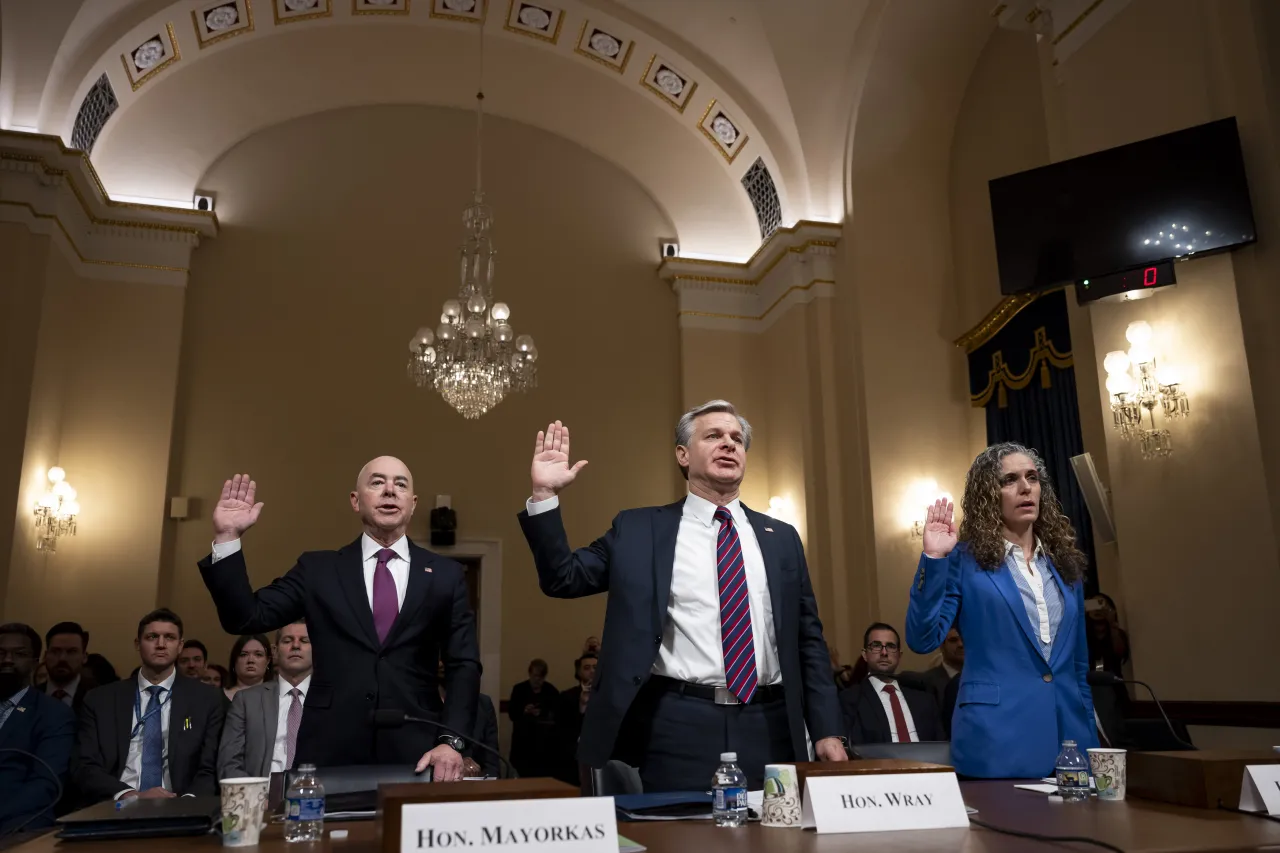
[761,764,802,828]
[1087,749,1127,801]
[219,777,269,847]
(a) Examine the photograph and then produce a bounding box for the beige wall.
[161,105,680,710]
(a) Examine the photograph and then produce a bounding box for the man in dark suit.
[199,457,480,781]
[507,658,558,778]
[551,653,597,786]
[0,623,77,833]
[905,625,963,712]
[75,609,225,804]
[42,622,97,714]
[218,621,313,779]
[518,402,847,791]
[842,623,945,744]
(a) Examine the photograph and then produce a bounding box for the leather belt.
[649,675,785,706]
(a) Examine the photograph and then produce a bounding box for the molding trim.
[659,221,842,333]
[953,285,1066,353]
[1,133,218,285]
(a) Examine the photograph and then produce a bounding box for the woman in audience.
[202,663,229,689]
[906,442,1097,778]
[225,634,272,700]
[1086,592,1130,678]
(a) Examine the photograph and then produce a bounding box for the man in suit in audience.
[906,625,963,711]
[199,460,480,780]
[552,653,597,786]
[178,640,209,681]
[507,658,559,778]
[219,621,312,779]
[75,609,226,804]
[519,403,847,791]
[842,623,945,744]
[0,623,77,833]
[42,622,97,715]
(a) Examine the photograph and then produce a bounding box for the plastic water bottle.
[284,763,325,842]
[1054,740,1091,802]
[712,752,748,827]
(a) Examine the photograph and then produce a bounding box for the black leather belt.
[649,675,785,705]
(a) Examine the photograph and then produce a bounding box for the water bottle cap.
[720,752,737,762]
[296,763,317,773]
[1062,741,1076,747]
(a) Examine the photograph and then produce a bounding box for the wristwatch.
[437,734,465,753]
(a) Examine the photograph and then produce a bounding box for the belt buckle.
[714,687,740,706]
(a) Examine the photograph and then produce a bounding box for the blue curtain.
[965,289,1098,595]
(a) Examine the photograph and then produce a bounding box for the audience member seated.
[202,664,229,690]
[85,653,119,686]
[219,622,311,779]
[907,626,964,711]
[1087,593,1130,680]
[553,652,597,786]
[178,640,209,681]
[42,622,98,714]
[75,608,226,804]
[842,623,945,745]
[507,658,559,778]
[581,636,601,657]
[225,634,272,701]
[0,623,77,834]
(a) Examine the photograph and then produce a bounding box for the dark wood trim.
[1128,700,1280,729]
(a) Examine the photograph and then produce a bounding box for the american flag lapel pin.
[764,527,774,533]
[425,566,433,573]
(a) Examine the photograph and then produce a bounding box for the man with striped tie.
[518,401,847,792]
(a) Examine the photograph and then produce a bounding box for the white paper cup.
[761,763,802,828]
[219,777,269,847]
[1087,749,1127,801]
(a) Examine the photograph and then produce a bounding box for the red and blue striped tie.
[716,506,757,704]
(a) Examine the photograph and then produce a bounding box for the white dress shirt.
[46,675,80,707]
[118,668,177,797]
[1006,538,1051,644]
[942,662,959,680]
[271,674,312,774]
[211,533,409,611]
[526,492,781,687]
[869,676,919,742]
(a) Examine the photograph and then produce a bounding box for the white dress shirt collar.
[361,532,410,563]
[137,668,177,694]
[683,492,743,528]
[1004,537,1046,560]
[48,674,81,699]
[278,674,312,699]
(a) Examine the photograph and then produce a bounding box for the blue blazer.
[906,544,1097,778]
[0,687,77,832]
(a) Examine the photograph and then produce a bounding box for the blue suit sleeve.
[1072,582,1099,749]
[197,548,307,635]
[905,550,963,654]
[517,506,615,598]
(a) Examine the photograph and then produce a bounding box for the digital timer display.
[1077,261,1176,305]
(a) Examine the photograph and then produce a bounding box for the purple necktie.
[372,547,399,644]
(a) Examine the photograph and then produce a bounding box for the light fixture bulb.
[1105,373,1133,396]
[47,466,66,484]
[1103,350,1131,376]
[1125,320,1153,346]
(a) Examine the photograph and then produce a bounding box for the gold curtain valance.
[970,326,1074,408]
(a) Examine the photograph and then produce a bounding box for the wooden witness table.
[10,781,1280,853]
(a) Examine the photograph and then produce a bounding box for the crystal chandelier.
[407,24,537,419]
[1103,320,1190,460]
[33,466,80,552]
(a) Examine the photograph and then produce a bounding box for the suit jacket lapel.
[167,678,187,788]
[115,679,134,772]
[0,692,33,748]
[988,563,1043,659]
[1046,561,1075,669]
[385,541,434,647]
[860,680,891,741]
[651,500,683,636]
[743,505,784,645]
[261,685,280,775]
[335,536,380,650]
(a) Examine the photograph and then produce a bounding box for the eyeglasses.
[865,642,900,654]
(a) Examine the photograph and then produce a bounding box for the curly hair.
[957,442,1087,585]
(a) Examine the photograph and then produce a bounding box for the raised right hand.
[530,421,588,502]
[922,498,958,559]
[212,474,264,544]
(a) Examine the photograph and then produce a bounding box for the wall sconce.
[1103,320,1190,460]
[33,466,79,552]
[903,479,952,540]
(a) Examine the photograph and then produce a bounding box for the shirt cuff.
[211,538,242,564]
[526,495,559,516]
[114,789,135,801]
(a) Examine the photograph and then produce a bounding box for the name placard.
[400,796,618,852]
[1240,765,1280,815]
[801,772,969,834]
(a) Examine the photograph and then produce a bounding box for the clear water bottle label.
[714,787,746,810]
[286,797,324,821]
[1057,770,1088,787]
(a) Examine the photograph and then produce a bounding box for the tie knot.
[52,689,68,700]
[289,688,301,698]
[882,683,896,694]
[147,685,164,697]
[376,547,397,564]
[714,506,733,525]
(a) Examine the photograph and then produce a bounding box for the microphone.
[1086,671,1196,751]
[369,709,519,779]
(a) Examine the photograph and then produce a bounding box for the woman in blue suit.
[906,442,1097,778]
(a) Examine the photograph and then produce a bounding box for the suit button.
[1042,673,1053,683]
[654,636,661,645]
[366,692,375,701]
[633,676,642,685]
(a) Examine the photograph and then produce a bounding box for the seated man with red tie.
[218,621,312,779]
[841,623,945,745]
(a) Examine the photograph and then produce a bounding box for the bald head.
[350,456,417,545]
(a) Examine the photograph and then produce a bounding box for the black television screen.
[989,117,1257,295]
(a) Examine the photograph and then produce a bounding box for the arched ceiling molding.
[42,0,810,260]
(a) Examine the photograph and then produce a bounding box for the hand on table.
[815,737,849,762]
[417,743,464,781]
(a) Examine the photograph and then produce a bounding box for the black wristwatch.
[437,734,465,753]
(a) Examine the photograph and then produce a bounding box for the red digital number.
[1144,267,1158,287]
